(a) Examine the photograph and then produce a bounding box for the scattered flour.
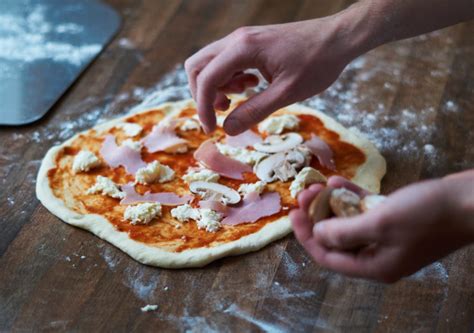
[0,5,101,65]
[141,304,158,312]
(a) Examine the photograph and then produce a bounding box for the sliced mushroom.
[361,194,387,211]
[329,188,362,217]
[309,187,334,224]
[253,133,303,153]
[254,152,286,183]
[286,149,308,169]
[254,149,308,183]
[189,181,240,205]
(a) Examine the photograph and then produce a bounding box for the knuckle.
[233,26,256,45]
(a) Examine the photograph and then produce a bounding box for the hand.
[185,18,358,134]
[290,173,474,283]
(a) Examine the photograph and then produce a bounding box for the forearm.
[330,0,474,56]
[443,169,474,240]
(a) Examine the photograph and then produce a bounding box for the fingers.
[297,184,324,211]
[185,40,224,100]
[312,213,379,250]
[219,73,259,94]
[196,48,254,133]
[223,81,291,135]
[290,209,313,245]
[213,93,230,111]
[327,176,371,197]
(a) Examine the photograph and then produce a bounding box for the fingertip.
[297,187,322,210]
[290,208,313,244]
[223,117,245,135]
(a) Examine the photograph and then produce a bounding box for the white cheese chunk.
[86,176,125,199]
[216,143,268,165]
[238,181,266,197]
[180,118,201,131]
[258,114,299,135]
[141,304,158,312]
[135,161,175,184]
[196,209,222,232]
[117,122,142,137]
[122,139,142,152]
[183,168,220,184]
[289,167,327,198]
[72,150,101,173]
[171,204,200,222]
[124,202,162,225]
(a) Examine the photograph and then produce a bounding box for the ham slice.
[198,200,228,215]
[225,130,262,148]
[142,122,187,153]
[100,135,146,174]
[304,134,336,170]
[120,183,194,206]
[193,140,252,180]
[221,192,281,225]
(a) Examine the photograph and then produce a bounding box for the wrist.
[442,170,474,239]
[328,1,387,59]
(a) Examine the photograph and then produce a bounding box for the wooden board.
[1,0,474,331]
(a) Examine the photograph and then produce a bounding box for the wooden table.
[1,1,474,331]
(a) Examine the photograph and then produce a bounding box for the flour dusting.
[0,5,101,66]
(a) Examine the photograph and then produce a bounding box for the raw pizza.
[36,95,386,268]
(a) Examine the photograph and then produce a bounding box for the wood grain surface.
[1,0,474,331]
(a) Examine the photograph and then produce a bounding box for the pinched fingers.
[223,80,293,135]
[327,176,372,197]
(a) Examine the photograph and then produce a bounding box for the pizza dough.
[36,95,386,268]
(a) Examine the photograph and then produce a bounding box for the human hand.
[185,18,359,134]
[290,173,474,283]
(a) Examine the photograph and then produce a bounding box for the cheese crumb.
[72,150,101,173]
[258,114,299,134]
[216,143,268,165]
[196,209,222,232]
[289,167,326,198]
[141,304,158,312]
[180,118,201,131]
[122,139,142,152]
[171,204,200,222]
[87,176,125,199]
[238,181,266,197]
[183,168,220,184]
[124,203,162,225]
[118,122,142,137]
[135,161,175,184]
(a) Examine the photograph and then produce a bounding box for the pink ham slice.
[225,130,262,148]
[100,135,146,174]
[198,200,228,215]
[304,134,336,170]
[120,183,194,206]
[142,122,187,153]
[193,139,252,180]
[221,192,281,225]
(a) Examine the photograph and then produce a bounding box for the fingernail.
[224,117,243,135]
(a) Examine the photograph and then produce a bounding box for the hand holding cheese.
[290,172,474,283]
[185,0,474,135]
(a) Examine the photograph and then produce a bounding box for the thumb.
[313,211,382,251]
[223,81,292,135]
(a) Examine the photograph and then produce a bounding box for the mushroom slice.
[253,133,303,153]
[254,152,286,183]
[329,188,362,217]
[254,149,308,183]
[309,187,334,224]
[286,148,308,169]
[361,194,387,211]
[189,181,241,205]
